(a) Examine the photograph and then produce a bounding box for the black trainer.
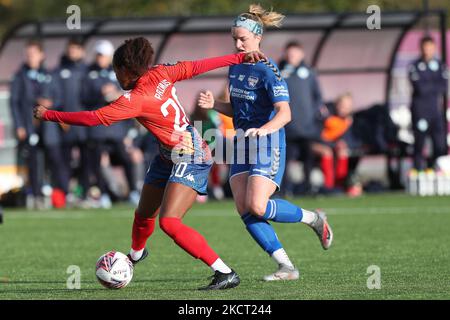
[198,270,240,290]
[127,248,148,265]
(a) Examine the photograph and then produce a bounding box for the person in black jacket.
[279,41,324,194]
[10,40,68,209]
[81,40,139,207]
[409,36,449,170]
[53,37,90,199]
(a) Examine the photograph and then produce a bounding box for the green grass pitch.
[1,193,449,300]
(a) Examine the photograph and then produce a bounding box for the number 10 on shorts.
[173,162,188,178]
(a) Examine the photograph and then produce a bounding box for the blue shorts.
[144,154,212,195]
[229,146,286,191]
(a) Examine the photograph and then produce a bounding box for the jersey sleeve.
[42,109,102,126]
[263,62,290,104]
[95,91,143,126]
[161,53,246,83]
[160,61,195,83]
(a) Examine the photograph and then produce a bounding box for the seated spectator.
[312,92,361,196]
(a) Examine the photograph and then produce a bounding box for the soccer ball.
[95,251,133,289]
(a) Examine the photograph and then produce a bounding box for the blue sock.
[262,199,303,223]
[241,213,283,255]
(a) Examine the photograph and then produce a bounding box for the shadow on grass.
[1,277,201,284]
[0,277,214,295]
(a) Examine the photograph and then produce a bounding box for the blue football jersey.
[228,58,290,148]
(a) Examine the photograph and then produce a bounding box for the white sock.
[301,209,317,225]
[271,248,294,269]
[211,258,232,274]
[130,248,144,261]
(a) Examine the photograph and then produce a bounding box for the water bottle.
[418,171,427,196]
[435,170,445,196]
[425,169,435,196]
[407,169,418,195]
[445,171,450,195]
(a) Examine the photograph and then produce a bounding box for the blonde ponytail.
[248,3,285,28]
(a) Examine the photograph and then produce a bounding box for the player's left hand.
[244,128,273,137]
[244,50,267,63]
[36,98,53,108]
[33,105,48,120]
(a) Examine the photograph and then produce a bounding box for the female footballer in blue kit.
[199,4,334,281]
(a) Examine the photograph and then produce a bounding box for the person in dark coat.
[279,41,324,194]
[53,37,90,198]
[9,40,68,208]
[408,35,449,170]
[81,40,139,207]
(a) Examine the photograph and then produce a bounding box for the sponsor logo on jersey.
[238,74,245,81]
[273,85,289,97]
[247,76,259,88]
[155,79,171,100]
[230,87,256,101]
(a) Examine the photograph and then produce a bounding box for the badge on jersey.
[297,67,310,79]
[60,69,71,79]
[247,76,259,88]
[89,70,99,79]
[418,62,427,72]
[428,60,439,72]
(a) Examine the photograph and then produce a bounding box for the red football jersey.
[42,53,246,155]
[95,62,195,152]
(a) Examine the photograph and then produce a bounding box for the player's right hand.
[198,90,215,109]
[33,105,48,120]
[244,50,267,63]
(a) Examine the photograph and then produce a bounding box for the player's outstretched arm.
[33,105,102,126]
[191,51,266,77]
[165,51,267,83]
[34,92,142,127]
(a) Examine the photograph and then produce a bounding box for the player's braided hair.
[113,37,154,78]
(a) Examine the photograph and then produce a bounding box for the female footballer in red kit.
[34,37,266,290]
